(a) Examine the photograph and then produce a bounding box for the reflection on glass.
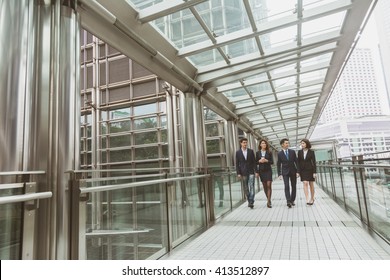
[135,147,159,160]
[0,189,23,260]
[134,103,157,115]
[135,131,158,145]
[134,117,157,130]
[85,183,168,260]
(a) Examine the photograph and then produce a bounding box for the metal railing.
[316,154,390,244]
[0,171,51,260]
[68,166,248,260]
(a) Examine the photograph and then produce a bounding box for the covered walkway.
[163,179,390,260]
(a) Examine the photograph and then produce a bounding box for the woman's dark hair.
[300,138,312,149]
[258,139,270,152]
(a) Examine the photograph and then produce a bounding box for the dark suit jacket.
[236,148,256,176]
[277,149,300,176]
[255,151,274,172]
[297,149,317,173]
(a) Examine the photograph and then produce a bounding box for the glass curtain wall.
[79,31,210,259]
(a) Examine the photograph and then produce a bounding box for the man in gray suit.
[236,138,257,208]
[277,138,300,208]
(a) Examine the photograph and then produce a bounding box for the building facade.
[320,48,384,123]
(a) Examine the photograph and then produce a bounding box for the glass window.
[109,120,131,133]
[109,135,131,148]
[206,123,219,137]
[207,139,221,154]
[109,108,131,119]
[134,117,158,129]
[135,147,159,160]
[134,131,158,145]
[110,149,131,162]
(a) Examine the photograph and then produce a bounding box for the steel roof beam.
[138,0,208,23]
[178,0,352,57]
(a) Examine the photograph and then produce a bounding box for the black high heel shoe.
[308,199,315,205]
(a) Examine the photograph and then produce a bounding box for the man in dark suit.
[236,138,257,208]
[277,138,300,208]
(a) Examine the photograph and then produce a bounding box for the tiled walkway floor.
[163,180,390,260]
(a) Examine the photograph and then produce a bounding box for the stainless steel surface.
[179,92,207,169]
[1,0,80,260]
[0,192,52,205]
[80,174,210,194]
[0,0,31,174]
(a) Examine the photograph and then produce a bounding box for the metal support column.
[0,0,80,259]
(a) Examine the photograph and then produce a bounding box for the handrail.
[79,173,166,183]
[337,150,390,160]
[80,174,210,194]
[0,183,24,190]
[0,171,45,176]
[317,163,390,168]
[68,167,207,174]
[0,191,52,205]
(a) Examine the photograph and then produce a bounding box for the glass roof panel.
[250,0,296,23]
[224,88,247,99]
[271,63,297,76]
[129,0,164,9]
[300,69,327,83]
[181,13,211,47]
[302,0,339,10]
[117,0,374,147]
[300,53,332,68]
[187,49,225,66]
[247,83,272,95]
[276,90,297,100]
[263,111,281,118]
[274,76,296,89]
[222,2,251,34]
[261,25,297,50]
[302,11,345,41]
[225,38,257,58]
[300,84,322,93]
[257,94,276,103]
[235,100,255,107]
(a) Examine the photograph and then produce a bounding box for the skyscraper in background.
[311,3,390,158]
[375,0,390,110]
[319,48,384,123]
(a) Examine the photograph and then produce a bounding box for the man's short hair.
[280,138,289,145]
[240,137,248,143]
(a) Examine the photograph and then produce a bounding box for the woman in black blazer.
[255,139,274,208]
[297,139,317,205]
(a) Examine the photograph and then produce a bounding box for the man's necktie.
[285,150,289,160]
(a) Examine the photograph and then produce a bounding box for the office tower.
[320,48,383,123]
[375,0,390,110]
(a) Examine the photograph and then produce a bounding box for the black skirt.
[300,169,315,181]
[259,170,272,182]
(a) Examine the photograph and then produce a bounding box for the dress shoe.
[308,199,315,205]
[287,202,292,208]
[291,202,295,206]
[249,204,254,209]
[267,202,272,208]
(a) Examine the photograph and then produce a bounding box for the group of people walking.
[236,137,316,209]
